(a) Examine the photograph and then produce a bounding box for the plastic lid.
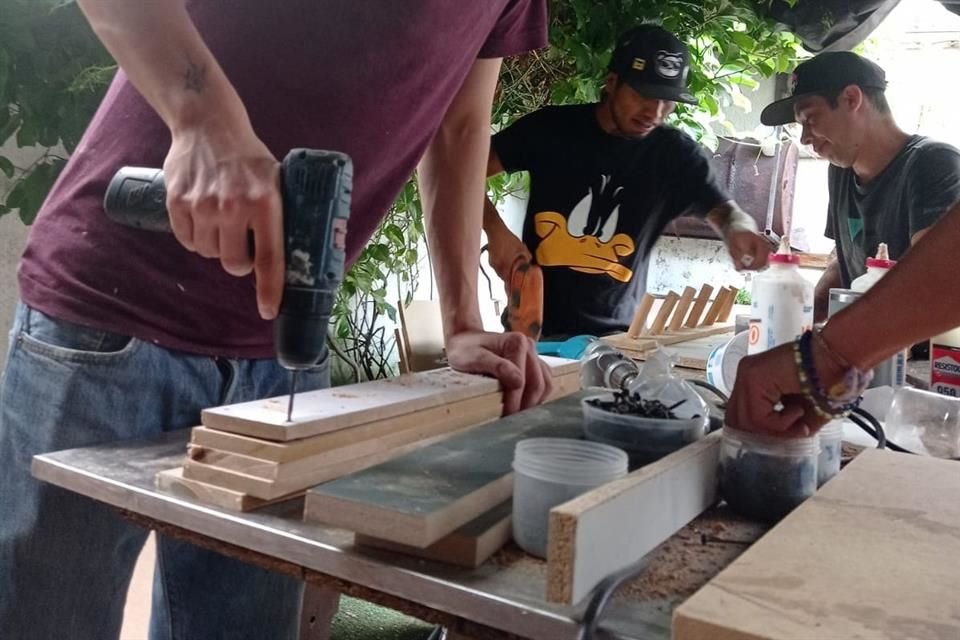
[769,252,800,265]
[866,257,896,269]
[866,242,895,269]
[769,234,799,264]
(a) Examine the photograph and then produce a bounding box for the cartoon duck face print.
[534,174,636,282]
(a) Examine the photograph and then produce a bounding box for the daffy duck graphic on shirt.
[533,174,636,282]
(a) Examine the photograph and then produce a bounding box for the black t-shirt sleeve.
[491,108,554,174]
[907,143,960,237]
[668,132,729,218]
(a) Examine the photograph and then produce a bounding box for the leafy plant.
[328,179,424,384]
[0,0,114,223]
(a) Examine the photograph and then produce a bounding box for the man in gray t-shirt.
[761,52,960,321]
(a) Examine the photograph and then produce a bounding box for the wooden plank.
[685,285,714,329]
[627,293,656,338]
[183,426,463,500]
[201,357,577,442]
[188,402,500,481]
[546,432,721,605]
[155,467,302,512]
[395,327,410,374]
[190,393,502,463]
[796,252,831,270]
[303,392,587,548]
[668,287,697,332]
[648,291,680,337]
[674,449,960,640]
[602,324,735,356]
[184,372,581,500]
[355,501,512,568]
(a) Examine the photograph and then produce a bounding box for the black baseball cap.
[760,52,887,126]
[608,25,697,105]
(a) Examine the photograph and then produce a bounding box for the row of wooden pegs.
[627,284,740,339]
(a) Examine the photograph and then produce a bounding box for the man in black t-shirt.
[484,25,771,339]
[760,52,960,322]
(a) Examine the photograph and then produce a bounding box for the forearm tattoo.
[183,58,207,93]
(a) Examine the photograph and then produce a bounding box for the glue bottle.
[844,243,905,388]
[850,242,895,292]
[748,236,814,356]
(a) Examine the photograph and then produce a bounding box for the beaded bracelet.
[793,331,872,419]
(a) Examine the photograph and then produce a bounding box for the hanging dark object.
[763,0,903,52]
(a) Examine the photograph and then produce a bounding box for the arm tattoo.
[183,58,207,93]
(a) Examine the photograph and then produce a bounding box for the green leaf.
[0,156,13,178]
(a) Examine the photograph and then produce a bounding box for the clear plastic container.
[817,421,844,487]
[719,426,819,522]
[886,386,960,458]
[512,438,628,558]
[581,394,709,467]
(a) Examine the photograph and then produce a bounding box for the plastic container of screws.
[581,390,709,468]
[817,420,844,487]
[719,426,819,522]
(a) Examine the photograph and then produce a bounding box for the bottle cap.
[769,235,799,264]
[866,242,895,269]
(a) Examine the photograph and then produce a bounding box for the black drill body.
[103,149,353,373]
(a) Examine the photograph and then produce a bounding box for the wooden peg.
[627,293,656,338]
[718,286,739,323]
[685,285,714,329]
[668,286,697,332]
[701,287,731,327]
[649,291,680,337]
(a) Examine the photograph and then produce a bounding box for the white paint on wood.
[546,432,721,605]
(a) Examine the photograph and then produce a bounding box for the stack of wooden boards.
[156,357,581,513]
[604,285,741,360]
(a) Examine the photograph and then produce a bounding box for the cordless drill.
[103,149,353,420]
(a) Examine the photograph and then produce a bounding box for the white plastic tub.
[512,438,627,558]
[817,421,844,487]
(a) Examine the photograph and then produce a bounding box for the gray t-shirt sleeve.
[907,143,960,237]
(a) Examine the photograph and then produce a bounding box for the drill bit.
[286,370,298,422]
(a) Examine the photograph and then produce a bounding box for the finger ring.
[740,255,754,267]
[773,401,784,412]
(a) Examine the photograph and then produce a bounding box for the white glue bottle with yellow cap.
[748,236,814,355]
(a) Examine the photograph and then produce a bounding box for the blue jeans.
[0,303,330,640]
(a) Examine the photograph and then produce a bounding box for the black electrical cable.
[851,405,915,454]
[848,411,886,450]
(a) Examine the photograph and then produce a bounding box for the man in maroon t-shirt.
[0,1,548,638]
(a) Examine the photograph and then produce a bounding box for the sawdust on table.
[483,508,768,606]
[614,508,768,603]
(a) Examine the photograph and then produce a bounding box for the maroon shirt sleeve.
[479,0,548,58]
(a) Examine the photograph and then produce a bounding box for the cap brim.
[622,79,698,105]
[760,94,807,126]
